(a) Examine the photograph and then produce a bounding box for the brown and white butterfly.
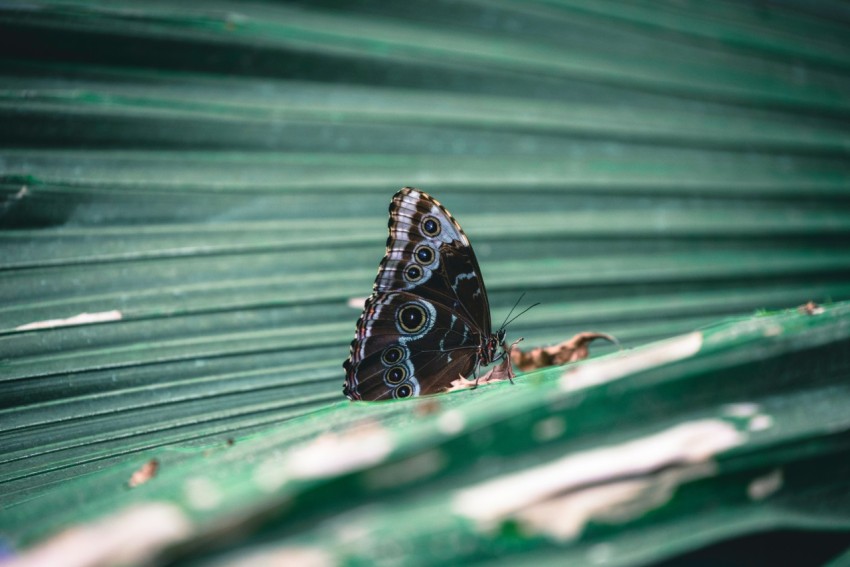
[343,188,510,401]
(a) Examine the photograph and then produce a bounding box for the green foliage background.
[1,1,850,565]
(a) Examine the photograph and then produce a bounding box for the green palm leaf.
[2,1,849,565]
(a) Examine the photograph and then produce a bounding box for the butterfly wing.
[343,187,493,400]
[344,291,480,400]
[379,188,491,333]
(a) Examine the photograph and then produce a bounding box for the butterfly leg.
[487,350,513,384]
[502,353,515,385]
[472,342,518,386]
[470,361,481,390]
[501,338,524,384]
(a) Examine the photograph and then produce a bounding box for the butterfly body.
[343,188,507,401]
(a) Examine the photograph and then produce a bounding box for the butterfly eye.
[421,216,441,237]
[384,365,408,384]
[395,384,413,398]
[397,303,427,333]
[381,346,404,365]
[404,265,423,283]
[414,245,434,264]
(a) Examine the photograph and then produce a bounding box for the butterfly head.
[480,329,508,367]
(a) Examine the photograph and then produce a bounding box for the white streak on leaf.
[364,450,446,490]
[722,404,773,432]
[16,310,123,331]
[437,410,466,434]
[518,463,716,541]
[722,403,760,418]
[533,416,566,442]
[763,325,783,336]
[214,546,334,567]
[254,455,289,493]
[587,543,614,564]
[184,477,223,511]
[748,469,783,501]
[452,419,743,539]
[285,425,393,480]
[748,414,773,431]
[6,503,190,567]
[561,332,702,392]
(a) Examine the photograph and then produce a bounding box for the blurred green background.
[2,1,850,565]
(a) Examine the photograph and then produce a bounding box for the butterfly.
[343,187,511,401]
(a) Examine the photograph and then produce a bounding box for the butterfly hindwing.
[344,187,497,401]
[345,291,480,400]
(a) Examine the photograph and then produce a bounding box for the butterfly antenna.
[499,293,526,331]
[503,302,540,329]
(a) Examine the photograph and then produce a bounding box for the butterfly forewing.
[344,188,495,401]
[384,190,491,331]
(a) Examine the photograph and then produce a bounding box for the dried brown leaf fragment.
[798,301,824,316]
[128,459,159,488]
[512,332,619,372]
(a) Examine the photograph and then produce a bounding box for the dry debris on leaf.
[128,459,159,488]
[446,333,617,392]
[798,301,825,316]
[413,398,442,416]
[447,339,522,392]
[511,332,619,372]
